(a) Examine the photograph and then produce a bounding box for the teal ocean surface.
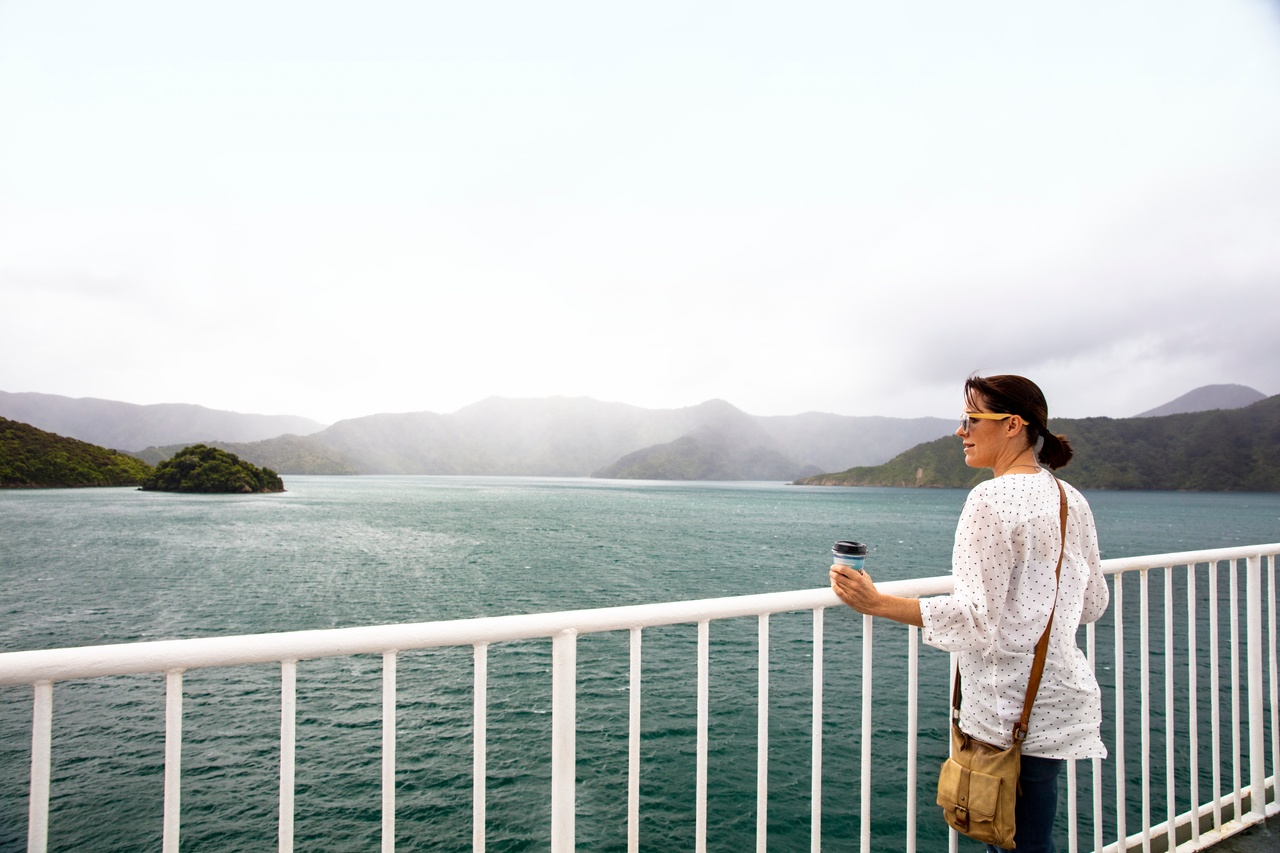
[1,477,1277,851]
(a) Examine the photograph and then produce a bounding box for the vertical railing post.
[280,660,297,853]
[28,681,53,853]
[811,608,824,853]
[551,629,578,853]
[382,651,397,853]
[1139,568,1152,852]
[756,614,769,853]
[859,615,873,853]
[1245,555,1265,822]
[628,628,642,853]
[1230,560,1242,823]
[906,624,919,853]
[1088,621,1102,853]
[163,669,184,853]
[1210,559,1223,833]
[1164,566,1176,839]
[696,621,709,853]
[1113,574,1127,847]
[948,654,958,853]
[1269,553,1280,811]
[1186,567,1200,848]
[474,643,488,853]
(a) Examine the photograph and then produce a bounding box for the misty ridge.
[0,390,953,479]
[0,384,1269,483]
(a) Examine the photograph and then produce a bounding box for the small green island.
[140,444,285,493]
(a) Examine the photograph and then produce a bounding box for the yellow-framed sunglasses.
[960,412,1015,434]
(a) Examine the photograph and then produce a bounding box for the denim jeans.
[985,755,1063,853]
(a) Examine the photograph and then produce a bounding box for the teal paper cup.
[831,540,867,570]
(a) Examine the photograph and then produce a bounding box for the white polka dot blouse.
[919,469,1110,759]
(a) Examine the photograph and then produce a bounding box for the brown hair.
[964,374,1074,470]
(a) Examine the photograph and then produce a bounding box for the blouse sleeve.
[920,493,1016,652]
[1077,501,1110,625]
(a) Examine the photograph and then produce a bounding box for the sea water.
[0,477,1277,851]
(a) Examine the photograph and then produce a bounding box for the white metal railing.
[1,544,1277,853]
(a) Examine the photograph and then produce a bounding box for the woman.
[830,374,1109,853]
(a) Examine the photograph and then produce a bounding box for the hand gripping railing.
[1,544,1276,853]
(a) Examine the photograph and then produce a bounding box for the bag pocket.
[937,757,1003,821]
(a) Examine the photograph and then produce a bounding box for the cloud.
[1,1,1278,423]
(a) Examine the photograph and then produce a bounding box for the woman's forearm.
[831,565,925,627]
[873,593,924,627]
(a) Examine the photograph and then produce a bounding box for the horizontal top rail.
[1,544,1275,687]
[1097,543,1278,574]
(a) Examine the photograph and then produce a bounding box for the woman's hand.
[830,564,882,615]
[829,564,925,627]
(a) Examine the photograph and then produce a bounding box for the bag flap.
[964,768,1003,819]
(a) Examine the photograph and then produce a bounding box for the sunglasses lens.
[960,415,969,433]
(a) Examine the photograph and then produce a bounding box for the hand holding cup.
[829,540,880,614]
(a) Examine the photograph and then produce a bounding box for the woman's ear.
[1006,416,1027,437]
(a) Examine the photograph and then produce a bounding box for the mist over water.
[1,478,1276,851]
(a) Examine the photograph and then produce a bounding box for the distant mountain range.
[135,397,957,480]
[0,391,325,448]
[0,385,1270,484]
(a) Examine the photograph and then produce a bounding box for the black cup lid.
[832,540,867,556]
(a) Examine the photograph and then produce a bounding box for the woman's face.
[957,393,1008,470]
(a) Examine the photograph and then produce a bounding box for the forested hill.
[794,395,1280,492]
[0,417,154,488]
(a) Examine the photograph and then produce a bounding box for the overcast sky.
[2,1,1278,425]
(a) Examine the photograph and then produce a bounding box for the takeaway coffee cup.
[831,540,867,571]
